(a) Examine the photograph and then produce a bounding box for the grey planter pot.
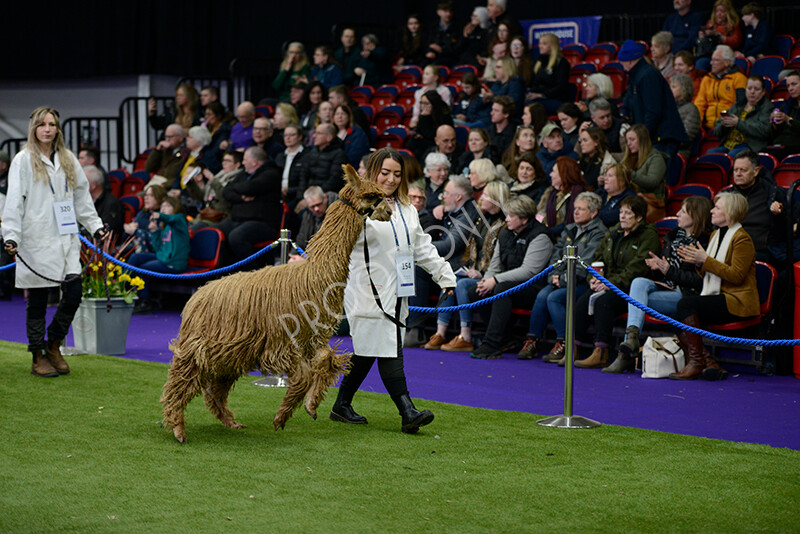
[72,297,136,355]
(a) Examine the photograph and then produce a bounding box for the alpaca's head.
[338,164,391,222]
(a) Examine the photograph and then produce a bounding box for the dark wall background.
[3,0,798,80]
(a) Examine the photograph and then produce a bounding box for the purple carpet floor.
[2,294,799,450]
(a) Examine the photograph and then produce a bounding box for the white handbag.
[641,336,685,379]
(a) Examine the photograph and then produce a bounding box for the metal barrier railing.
[229,57,279,105]
[0,138,26,159]
[62,117,120,171]
[117,96,174,166]
[177,75,235,113]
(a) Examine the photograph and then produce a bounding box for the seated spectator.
[557,103,584,149]
[123,184,167,254]
[621,124,668,222]
[651,31,675,79]
[335,27,360,86]
[521,102,549,138]
[220,101,256,152]
[589,98,628,154]
[299,82,326,142]
[520,192,607,360]
[251,117,284,160]
[354,33,391,87]
[738,2,772,62]
[421,124,463,170]
[77,146,107,192]
[526,33,571,114]
[84,165,123,240]
[333,104,369,166]
[663,0,705,53]
[410,65,454,129]
[422,151,450,213]
[185,125,220,175]
[425,181,510,351]
[302,123,348,196]
[510,36,535,88]
[482,21,512,81]
[572,196,661,368]
[510,152,550,206]
[771,71,800,158]
[130,196,190,314]
[273,124,307,207]
[453,72,491,129]
[469,195,554,359]
[203,102,234,161]
[484,57,525,119]
[396,14,426,68]
[457,128,498,174]
[148,83,200,132]
[671,191,758,381]
[273,102,299,142]
[537,155,586,238]
[172,126,216,216]
[408,91,454,161]
[488,96,519,156]
[576,73,614,117]
[669,73,701,158]
[673,50,703,97]
[536,123,577,176]
[214,147,281,262]
[424,1,459,67]
[144,124,186,185]
[328,85,371,140]
[289,81,307,111]
[191,150,244,229]
[730,149,787,262]
[578,126,617,191]
[289,186,338,261]
[307,45,343,89]
[405,175,481,347]
[695,45,747,130]
[408,180,438,235]
[199,86,219,113]
[699,0,743,53]
[467,158,498,203]
[607,196,712,373]
[501,124,538,178]
[313,101,333,133]
[457,6,490,68]
[711,75,772,156]
[272,42,311,102]
[598,163,638,228]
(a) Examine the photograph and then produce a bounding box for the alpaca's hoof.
[223,420,246,430]
[173,428,187,444]
[305,405,318,420]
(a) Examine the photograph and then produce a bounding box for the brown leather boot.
[45,339,70,375]
[574,346,609,368]
[702,353,728,381]
[32,350,59,378]
[669,315,707,380]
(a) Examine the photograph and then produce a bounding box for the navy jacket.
[621,59,688,145]
[662,10,705,52]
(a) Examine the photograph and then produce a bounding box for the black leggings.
[26,276,82,352]
[573,289,628,345]
[337,354,409,400]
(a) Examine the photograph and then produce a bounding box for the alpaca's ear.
[342,164,361,186]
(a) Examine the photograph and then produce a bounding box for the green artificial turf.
[0,340,798,533]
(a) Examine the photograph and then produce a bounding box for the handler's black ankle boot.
[330,382,367,424]
[392,394,433,434]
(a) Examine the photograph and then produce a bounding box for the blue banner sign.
[520,16,602,48]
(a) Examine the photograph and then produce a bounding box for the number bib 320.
[53,200,78,235]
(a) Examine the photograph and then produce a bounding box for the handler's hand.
[4,240,17,256]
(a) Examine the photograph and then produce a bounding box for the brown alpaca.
[160,165,390,443]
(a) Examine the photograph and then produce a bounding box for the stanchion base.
[252,376,289,388]
[536,415,602,428]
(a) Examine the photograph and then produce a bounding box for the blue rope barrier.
[0,262,13,272]
[408,263,558,313]
[584,263,800,347]
[77,234,280,280]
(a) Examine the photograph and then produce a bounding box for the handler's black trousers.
[26,276,81,352]
[336,354,409,401]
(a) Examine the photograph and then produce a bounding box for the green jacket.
[713,96,773,153]
[590,222,661,292]
[272,64,311,102]
[150,212,190,272]
[631,149,667,199]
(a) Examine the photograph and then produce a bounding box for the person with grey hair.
[423,151,450,212]
[588,97,628,153]
[651,31,675,78]
[519,191,606,360]
[459,6,491,67]
[669,73,701,158]
[577,73,615,116]
[144,123,187,184]
[291,185,338,256]
[83,164,123,242]
[302,122,348,196]
[353,33,391,86]
[468,194,554,359]
[695,44,747,129]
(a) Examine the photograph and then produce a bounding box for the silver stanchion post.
[279,228,291,266]
[537,245,601,429]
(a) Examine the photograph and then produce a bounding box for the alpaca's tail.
[304,343,352,418]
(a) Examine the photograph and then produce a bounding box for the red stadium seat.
[685,162,728,192]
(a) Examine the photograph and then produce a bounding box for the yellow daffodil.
[119,273,131,283]
[91,264,100,272]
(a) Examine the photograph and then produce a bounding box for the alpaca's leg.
[304,346,350,418]
[273,360,313,430]
[203,375,246,430]
[160,351,203,444]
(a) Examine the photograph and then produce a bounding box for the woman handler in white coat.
[331,148,456,433]
[3,107,106,377]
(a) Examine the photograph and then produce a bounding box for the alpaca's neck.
[304,202,364,286]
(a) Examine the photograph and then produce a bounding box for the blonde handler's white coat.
[345,200,456,358]
[2,148,103,288]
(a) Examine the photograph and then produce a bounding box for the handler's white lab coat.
[2,148,103,288]
[345,200,456,358]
